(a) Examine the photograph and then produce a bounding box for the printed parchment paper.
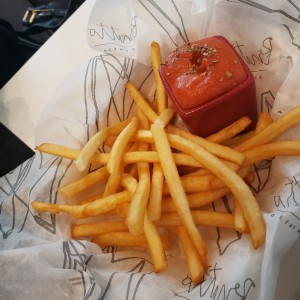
[1,1,300,299]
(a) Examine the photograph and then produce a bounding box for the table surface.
[0,0,97,149]
[0,1,299,299]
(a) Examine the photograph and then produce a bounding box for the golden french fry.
[134,129,245,166]
[78,193,104,204]
[180,159,239,176]
[243,141,300,166]
[163,133,265,249]
[235,105,300,152]
[136,107,151,179]
[78,118,133,166]
[156,210,235,230]
[125,109,151,233]
[106,116,139,175]
[36,143,79,160]
[154,108,176,127]
[151,122,207,267]
[35,143,120,166]
[126,177,150,235]
[148,103,164,221]
[121,173,138,195]
[80,190,131,216]
[126,81,159,123]
[104,117,139,196]
[223,113,273,148]
[136,106,149,130]
[167,126,245,166]
[92,231,171,250]
[58,167,109,197]
[103,164,125,196]
[206,116,252,144]
[91,232,148,248]
[176,225,204,283]
[222,130,255,148]
[95,151,202,167]
[161,188,230,213]
[71,220,127,238]
[151,41,168,114]
[147,161,164,221]
[255,112,273,133]
[162,173,223,195]
[162,167,249,195]
[233,197,249,233]
[32,190,131,219]
[172,153,203,167]
[144,214,168,272]
[75,128,108,172]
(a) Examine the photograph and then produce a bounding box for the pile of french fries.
[32,41,300,283]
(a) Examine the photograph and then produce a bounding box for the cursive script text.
[89,16,138,47]
[233,37,273,66]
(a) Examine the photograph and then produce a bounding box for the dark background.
[0,0,84,88]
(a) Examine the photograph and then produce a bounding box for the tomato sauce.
[159,37,247,110]
[159,35,258,137]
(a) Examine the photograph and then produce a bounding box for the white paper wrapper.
[1,1,300,299]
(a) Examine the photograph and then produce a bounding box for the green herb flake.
[226,70,232,78]
[187,66,196,74]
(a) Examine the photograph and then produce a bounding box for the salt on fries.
[32,41,300,284]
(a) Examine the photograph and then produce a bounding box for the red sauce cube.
[159,35,258,137]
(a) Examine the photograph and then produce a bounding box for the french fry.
[125,109,151,235]
[206,116,252,144]
[103,164,125,196]
[162,167,250,195]
[36,143,79,160]
[151,122,207,267]
[221,130,255,148]
[254,112,273,133]
[106,117,139,175]
[176,225,204,283]
[126,81,159,123]
[121,173,138,195]
[36,143,203,168]
[156,210,235,230]
[233,197,249,233]
[75,128,108,172]
[222,112,273,148]
[148,94,165,221]
[32,190,131,219]
[235,105,300,152]
[78,193,104,204]
[151,41,168,114]
[71,220,127,238]
[154,108,176,127]
[179,159,239,176]
[163,133,265,248]
[167,126,245,165]
[76,117,133,167]
[144,214,168,272]
[126,176,150,235]
[243,141,300,166]
[92,231,171,250]
[58,167,109,197]
[134,129,245,166]
[161,188,230,213]
[147,161,164,221]
[86,150,204,168]
[104,117,139,196]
